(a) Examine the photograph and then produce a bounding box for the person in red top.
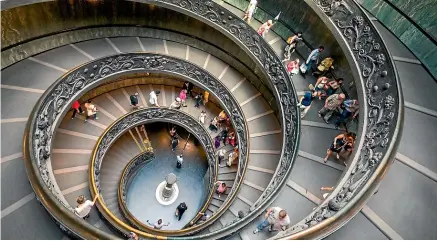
[71,100,83,119]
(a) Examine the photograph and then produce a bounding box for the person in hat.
[257,20,274,38]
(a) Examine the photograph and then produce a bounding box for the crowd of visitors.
[68,10,364,236]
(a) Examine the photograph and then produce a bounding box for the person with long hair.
[324,132,355,163]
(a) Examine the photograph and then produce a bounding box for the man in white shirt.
[217,149,226,167]
[146,219,170,229]
[74,194,99,219]
[149,90,161,107]
[253,207,290,234]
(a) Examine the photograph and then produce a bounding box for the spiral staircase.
[1,0,436,240]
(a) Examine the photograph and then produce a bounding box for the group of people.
[71,99,99,121]
[169,81,210,110]
[280,33,359,165]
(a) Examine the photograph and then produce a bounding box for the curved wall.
[357,0,437,80]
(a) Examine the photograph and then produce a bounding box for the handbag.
[300,63,307,73]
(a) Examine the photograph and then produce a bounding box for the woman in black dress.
[324,132,354,163]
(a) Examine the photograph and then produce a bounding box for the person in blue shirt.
[298,91,316,118]
[301,46,324,77]
[335,99,359,129]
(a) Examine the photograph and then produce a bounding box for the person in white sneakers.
[253,207,290,234]
[74,194,99,219]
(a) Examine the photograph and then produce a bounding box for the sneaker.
[336,154,340,160]
[318,113,322,118]
[268,227,273,232]
[95,117,99,120]
[253,229,259,234]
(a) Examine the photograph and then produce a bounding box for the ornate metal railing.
[118,151,155,227]
[138,0,401,239]
[23,52,251,238]
[91,107,220,236]
[268,0,403,239]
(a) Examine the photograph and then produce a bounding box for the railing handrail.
[90,106,225,237]
[270,0,403,239]
[24,51,251,238]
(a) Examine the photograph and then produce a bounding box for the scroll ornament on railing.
[276,0,399,236]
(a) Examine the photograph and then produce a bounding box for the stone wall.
[357,0,437,80]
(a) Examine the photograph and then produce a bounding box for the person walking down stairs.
[149,90,161,107]
[84,100,98,122]
[130,92,140,110]
[71,100,83,119]
[74,194,99,219]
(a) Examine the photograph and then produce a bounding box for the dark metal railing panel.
[25,52,250,238]
[270,0,403,239]
[140,0,300,238]
[91,108,217,236]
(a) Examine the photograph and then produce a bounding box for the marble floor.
[126,123,209,230]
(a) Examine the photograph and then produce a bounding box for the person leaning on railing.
[74,194,99,219]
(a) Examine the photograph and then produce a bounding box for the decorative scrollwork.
[274,0,400,238]
[28,52,250,236]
